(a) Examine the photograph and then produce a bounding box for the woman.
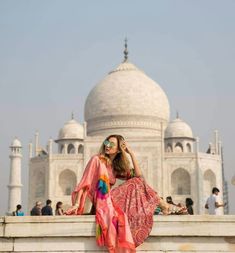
[12,204,24,216]
[55,201,64,215]
[65,135,160,253]
[186,198,194,215]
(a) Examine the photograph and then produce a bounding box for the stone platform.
[0,215,235,252]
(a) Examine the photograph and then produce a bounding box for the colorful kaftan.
[65,155,159,252]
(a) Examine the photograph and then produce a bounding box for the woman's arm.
[129,151,142,177]
[122,141,142,177]
[73,188,84,207]
[65,155,99,215]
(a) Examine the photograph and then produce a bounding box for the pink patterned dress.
[65,155,159,252]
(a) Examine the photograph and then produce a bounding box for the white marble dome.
[84,61,170,136]
[58,119,83,140]
[165,117,194,139]
[10,138,22,147]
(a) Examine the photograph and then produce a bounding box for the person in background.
[205,187,226,215]
[30,201,42,216]
[55,201,64,215]
[42,199,53,215]
[166,196,177,206]
[185,198,194,215]
[12,204,24,216]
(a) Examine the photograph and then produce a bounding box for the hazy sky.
[0,0,234,214]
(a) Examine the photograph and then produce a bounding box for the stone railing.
[0,215,235,252]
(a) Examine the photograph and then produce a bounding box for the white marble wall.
[28,135,223,216]
[164,152,223,214]
[28,155,84,212]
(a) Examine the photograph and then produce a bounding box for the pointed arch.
[35,171,45,198]
[60,144,65,154]
[186,143,191,153]
[204,169,216,197]
[166,143,172,152]
[171,168,191,195]
[175,142,183,153]
[59,169,77,196]
[67,144,75,154]
[78,144,84,154]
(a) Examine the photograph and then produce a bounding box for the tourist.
[65,134,186,252]
[12,204,24,216]
[185,198,194,215]
[30,201,42,216]
[205,187,226,215]
[155,197,183,215]
[42,199,53,215]
[166,196,177,205]
[65,135,159,252]
[55,201,64,215]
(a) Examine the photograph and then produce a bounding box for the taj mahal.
[7,43,228,215]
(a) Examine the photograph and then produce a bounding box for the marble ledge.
[0,215,235,238]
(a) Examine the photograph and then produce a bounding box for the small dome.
[11,138,22,147]
[57,119,84,140]
[165,117,194,139]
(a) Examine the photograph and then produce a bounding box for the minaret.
[214,130,219,154]
[47,138,53,155]
[35,131,39,156]
[7,138,23,215]
[232,175,235,185]
[221,145,229,214]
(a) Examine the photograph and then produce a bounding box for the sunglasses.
[103,140,116,148]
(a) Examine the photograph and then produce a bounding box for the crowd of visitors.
[12,200,64,216]
[12,186,225,217]
[154,196,193,215]
[29,200,64,216]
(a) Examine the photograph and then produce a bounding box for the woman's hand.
[121,141,133,155]
[71,189,83,209]
[121,141,142,177]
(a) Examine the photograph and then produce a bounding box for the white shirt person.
[205,187,226,215]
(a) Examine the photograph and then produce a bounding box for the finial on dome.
[123,38,128,62]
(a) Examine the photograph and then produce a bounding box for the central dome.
[84,60,170,136]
